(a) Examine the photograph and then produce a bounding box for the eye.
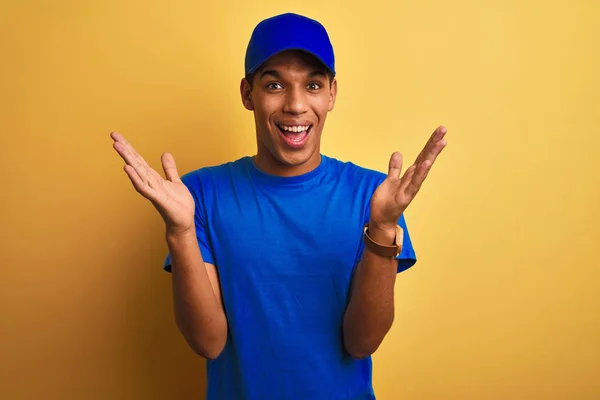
[266,82,283,90]
[307,82,321,90]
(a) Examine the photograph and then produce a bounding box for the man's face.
[241,50,337,176]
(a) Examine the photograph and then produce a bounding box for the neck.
[254,149,321,177]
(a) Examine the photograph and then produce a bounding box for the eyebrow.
[259,70,281,80]
[259,69,327,80]
[308,71,327,78]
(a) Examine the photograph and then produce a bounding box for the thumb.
[387,152,403,179]
[161,152,181,182]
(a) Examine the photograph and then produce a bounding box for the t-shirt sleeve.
[162,172,216,273]
[395,213,417,273]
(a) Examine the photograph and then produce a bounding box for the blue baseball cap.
[244,13,336,77]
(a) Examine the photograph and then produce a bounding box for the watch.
[363,223,403,257]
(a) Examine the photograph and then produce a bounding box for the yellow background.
[1,0,599,398]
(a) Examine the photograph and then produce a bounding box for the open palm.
[370,126,447,229]
[111,132,195,234]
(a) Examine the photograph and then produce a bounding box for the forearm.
[167,230,227,359]
[343,223,398,359]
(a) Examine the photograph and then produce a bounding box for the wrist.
[165,225,196,244]
[367,220,397,246]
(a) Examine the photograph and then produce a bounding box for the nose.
[282,86,308,115]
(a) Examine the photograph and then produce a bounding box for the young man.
[111,12,446,400]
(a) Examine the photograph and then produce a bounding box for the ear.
[328,79,338,112]
[240,78,254,111]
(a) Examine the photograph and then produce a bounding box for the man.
[111,12,446,400]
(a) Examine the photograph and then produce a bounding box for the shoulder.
[179,156,251,191]
[323,155,387,187]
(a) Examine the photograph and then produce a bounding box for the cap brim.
[247,48,335,77]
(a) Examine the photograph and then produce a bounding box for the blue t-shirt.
[164,154,416,400]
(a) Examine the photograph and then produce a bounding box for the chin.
[257,127,321,172]
[275,150,312,167]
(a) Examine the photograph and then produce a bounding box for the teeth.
[279,125,310,133]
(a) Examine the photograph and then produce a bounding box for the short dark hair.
[245,69,335,90]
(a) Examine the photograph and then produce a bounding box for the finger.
[387,152,403,179]
[113,141,144,181]
[123,164,146,195]
[110,132,139,155]
[111,133,151,178]
[433,125,447,140]
[422,138,447,166]
[400,164,417,185]
[413,138,446,180]
[415,126,446,164]
[112,139,148,169]
[161,152,182,183]
[110,131,127,144]
[406,160,432,198]
[415,126,447,165]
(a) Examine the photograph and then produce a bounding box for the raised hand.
[111,132,195,235]
[369,126,448,234]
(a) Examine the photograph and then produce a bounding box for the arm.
[111,131,227,359]
[168,230,227,359]
[343,126,448,359]
[342,224,398,359]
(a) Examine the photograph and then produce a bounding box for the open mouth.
[276,124,313,149]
